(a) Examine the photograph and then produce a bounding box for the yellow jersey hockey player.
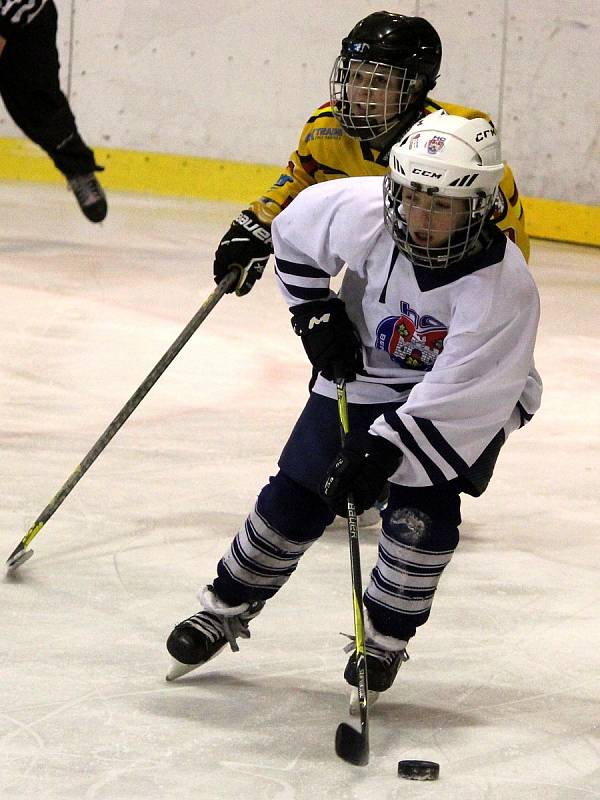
[213,11,529,296]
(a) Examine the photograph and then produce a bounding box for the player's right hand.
[213,209,273,296]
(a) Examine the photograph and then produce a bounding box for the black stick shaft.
[15,272,236,551]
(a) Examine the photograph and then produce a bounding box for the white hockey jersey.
[272,176,542,489]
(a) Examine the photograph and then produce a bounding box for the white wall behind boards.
[1,0,597,203]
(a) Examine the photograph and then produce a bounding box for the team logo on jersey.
[375,303,447,370]
[426,136,446,155]
[305,127,343,143]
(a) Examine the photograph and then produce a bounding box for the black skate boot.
[343,617,409,715]
[67,173,108,222]
[166,585,265,681]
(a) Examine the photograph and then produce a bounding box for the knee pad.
[257,471,335,543]
[383,482,461,549]
[382,506,459,552]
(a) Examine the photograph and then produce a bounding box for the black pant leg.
[0,1,98,176]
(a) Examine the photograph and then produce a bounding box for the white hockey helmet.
[383,109,505,267]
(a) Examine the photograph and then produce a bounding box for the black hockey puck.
[397,760,440,781]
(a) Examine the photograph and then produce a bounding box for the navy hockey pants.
[212,392,463,642]
[0,1,99,176]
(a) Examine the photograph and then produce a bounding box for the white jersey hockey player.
[166,111,542,715]
[274,121,541,491]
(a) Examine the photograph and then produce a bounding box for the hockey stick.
[5,271,238,574]
[334,378,370,767]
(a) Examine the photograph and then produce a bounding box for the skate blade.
[166,659,203,681]
[165,642,227,682]
[349,687,380,716]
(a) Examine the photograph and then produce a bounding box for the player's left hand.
[320,430,401,517]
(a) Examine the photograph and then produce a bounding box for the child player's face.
[346,61,404,126]
[402,188,470,249]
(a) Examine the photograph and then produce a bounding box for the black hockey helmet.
[341,12,441,91]
[330,12,442,141]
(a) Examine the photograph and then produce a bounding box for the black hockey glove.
[213,209,272,297]
[320,430,401,517]
[290,297,363,382]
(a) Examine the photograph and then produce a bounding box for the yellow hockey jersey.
[250,98,529,261]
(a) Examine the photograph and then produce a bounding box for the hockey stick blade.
[6,542,34,574]
[335,721,369,766]
[6,520,44,574]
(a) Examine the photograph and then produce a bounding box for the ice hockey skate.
[166,585,265,681]
[343,616,409,715]
[67,172,108,222]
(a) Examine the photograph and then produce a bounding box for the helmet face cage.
[383,173,495,269]
[329,57,420,140]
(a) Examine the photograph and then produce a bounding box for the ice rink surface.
[1,183,598,800]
